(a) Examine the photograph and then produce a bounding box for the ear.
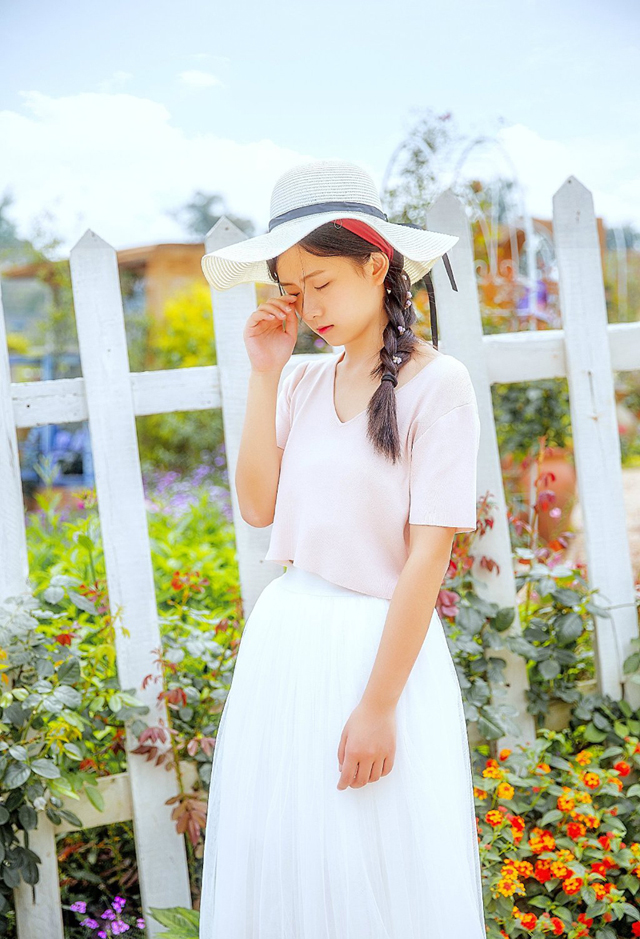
[369,251,390,287]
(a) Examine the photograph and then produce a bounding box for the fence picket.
[427,191,537,747]
[553,177,640,704]
[68,230,192,936]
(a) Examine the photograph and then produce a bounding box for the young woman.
[198,159,487,938]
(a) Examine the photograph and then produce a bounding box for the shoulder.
[432,353,475,404]
[409,351,478,441]
[279,354,330,397]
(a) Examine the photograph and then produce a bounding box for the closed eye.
[288,283,329,298]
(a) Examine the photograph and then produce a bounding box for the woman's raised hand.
[244,294,298,374]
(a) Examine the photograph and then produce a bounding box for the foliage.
[0,468,241,927]
[147,906,199,938]
[475,729,640,938]
[439,469,611,744]
[491,379,573,462]
[0,582,148,927]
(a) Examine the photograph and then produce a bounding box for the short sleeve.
[408,401,481,531]
[275,362,308,450]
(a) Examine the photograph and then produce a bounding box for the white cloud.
[178,70,223,89]
[97,71,134,93]
[0,91,637,267]
[456,122,640,228]
[0,90,312,256]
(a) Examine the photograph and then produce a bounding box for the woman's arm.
[336,525,456,790]
[361,525,455,709]
[233,292,297,527]
[234,367,284,528]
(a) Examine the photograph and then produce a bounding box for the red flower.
[614,760,631,776]
[55,632,74,645]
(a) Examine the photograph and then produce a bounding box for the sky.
[1,0,639,257]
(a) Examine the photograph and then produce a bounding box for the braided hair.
[266,221,427,465]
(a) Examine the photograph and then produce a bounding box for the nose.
[298,293,324,325]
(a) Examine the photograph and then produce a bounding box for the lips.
[317,325,333,334]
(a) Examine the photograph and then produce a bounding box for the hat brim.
[201,211,459,290]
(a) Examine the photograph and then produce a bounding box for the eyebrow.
[279,269,326,287]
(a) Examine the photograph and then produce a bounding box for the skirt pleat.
[198,565,487,939]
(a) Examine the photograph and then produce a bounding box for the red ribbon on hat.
[333,218,394,262]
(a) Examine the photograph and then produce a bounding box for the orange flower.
[474,786,488,800]
[566,821,586,840]
[582,771,600,789]
[592,881,612,900]
[556,848,576,863]
[483,758,504,780]
[485,810,504,828]
[499,748,511,761]
[528,826,556,854]
[497,782,514,800]
[577,912,593,926]
[536,762,551,774]
[534,859,552,883]
[520,912,537,930]
[550,861,569,880]
[613,760,631,776]
[557,789,575,812]
[562,875,583,895]
[550,916,565,935]
[598,833,613,850]
[575,749,593,766]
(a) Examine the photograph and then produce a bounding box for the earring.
[386,287,391,294]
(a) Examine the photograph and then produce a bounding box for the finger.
[352,760,373,788]
[368,760,384,783]
[337,757,358,791]
[337,732,347,769]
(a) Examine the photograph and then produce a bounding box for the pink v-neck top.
[263,349,481,600]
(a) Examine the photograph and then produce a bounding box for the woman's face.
[275,244,389,346]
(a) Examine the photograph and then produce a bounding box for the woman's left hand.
[336,700,397,790]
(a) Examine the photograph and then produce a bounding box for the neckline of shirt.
[330,348,446,427]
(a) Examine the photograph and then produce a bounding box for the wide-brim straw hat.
[201,159,459,292]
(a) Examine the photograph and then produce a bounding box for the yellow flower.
[497,782,515,800]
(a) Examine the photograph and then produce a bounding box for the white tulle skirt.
[198,564,487,939]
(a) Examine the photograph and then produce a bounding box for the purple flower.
[80,917,99,929]
[112,921,130,935]
[101,908,116,920]
[98,932,107,938]
[112,896,126,913]
[71,901,87,913]
[136,919,146,930]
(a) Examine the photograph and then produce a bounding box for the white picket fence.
[1,175,639,936]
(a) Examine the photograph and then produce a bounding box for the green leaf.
[3,762,31,789]
[62,743,83,761]
[8,745,28,762]
[31,759,61,779]
[85,786,105,813]
[555,611,584,642]
[148,906,200,935]
[57,808,83,828]
[18,804,38,830]
[539,658,561,680]
[58,658,81,685]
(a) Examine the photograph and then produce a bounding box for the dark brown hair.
[266,221,426,464]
